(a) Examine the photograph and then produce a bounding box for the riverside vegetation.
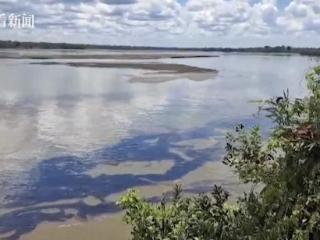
[1,40,320,56]
[118,66,320,240]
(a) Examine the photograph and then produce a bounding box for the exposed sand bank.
[32,61,217,74]
[32,61,218,83]
[0,50,219,83]
[0,51,219,60]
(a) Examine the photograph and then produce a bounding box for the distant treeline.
[0,40,319,56]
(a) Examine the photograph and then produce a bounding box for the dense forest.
[0,40,319,56]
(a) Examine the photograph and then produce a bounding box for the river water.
[0,51,318,239]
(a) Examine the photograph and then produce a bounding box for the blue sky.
[178,0,188,5]
[0,0,319,47]
[250,0,291,8]
[277,0,292,9]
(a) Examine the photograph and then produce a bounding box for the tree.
[118,66,320,240]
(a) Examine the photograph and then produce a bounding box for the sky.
[0,0,319,47]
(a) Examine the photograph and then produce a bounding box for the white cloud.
[276,0,320,33]
[0,0,319,47]
[186,0,281,35]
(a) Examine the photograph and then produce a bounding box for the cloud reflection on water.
[0,53,317,239]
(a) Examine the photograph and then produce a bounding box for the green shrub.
[118,66,320,240]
